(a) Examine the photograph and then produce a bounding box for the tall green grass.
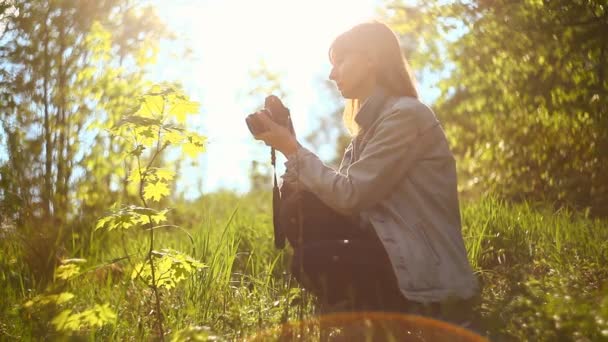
[1,193,607,340]
[462,197,608,340]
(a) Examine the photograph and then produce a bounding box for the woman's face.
[329,48,376,99]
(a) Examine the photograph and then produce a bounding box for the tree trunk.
[42,8,53,219]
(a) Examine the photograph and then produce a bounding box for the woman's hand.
[252,110,299,156]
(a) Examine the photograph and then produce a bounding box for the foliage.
[132,248,206,290]
[1,1,607,340]
[2,189,607,340]
[92,84,206,339]
[51,304,117,332]
[4,85,207,340]
[20,261,117,335]
[54,263,81,281]
[382,0,608,214]
[461,196,608,340]
[23,292,76,308]
[95,205,169,231]
[0,0,169,283]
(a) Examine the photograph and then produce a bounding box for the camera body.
[245,95,295,249]
[245,95,293,136]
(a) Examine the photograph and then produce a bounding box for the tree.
[0,0,169,282]
[383,0,608,214]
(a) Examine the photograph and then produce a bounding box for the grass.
[461,197,608,340]
[1,192,607,340]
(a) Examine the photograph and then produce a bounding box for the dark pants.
[291,227,479,331]
[283,199,407,312]
[290,237,410,313]
[282,191,478,328]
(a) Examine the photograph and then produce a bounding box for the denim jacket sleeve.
[283,103,434,214]
[281,139,353,188]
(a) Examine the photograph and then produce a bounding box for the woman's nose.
[329,67,337,82]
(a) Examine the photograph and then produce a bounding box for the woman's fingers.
[251,110,272,140]
[257,110,276,128]
[253,130,268,141]
[253,115,274,144]
[255,132,272,145]
[252,108,294,152]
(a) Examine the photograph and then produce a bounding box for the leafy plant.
[20,259,118,336]
[94,84,207,340]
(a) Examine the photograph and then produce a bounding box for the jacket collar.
[354,85,390,130]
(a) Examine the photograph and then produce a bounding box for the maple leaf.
[155,169,175,181]
[169,99,200,123]
[143,181,170,202]
[163,130,184,144]
[182,133,207,158]
[151,209,169,224]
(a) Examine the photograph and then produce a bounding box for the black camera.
[245,95,296,249]
[245,95,351,250]
[245,95,294,136]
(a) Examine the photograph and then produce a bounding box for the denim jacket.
[282,87,479,303]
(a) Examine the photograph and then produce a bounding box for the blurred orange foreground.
[245,312,487,341]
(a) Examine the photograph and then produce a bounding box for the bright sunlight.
[3,1,606,340]
[150,0,380,196]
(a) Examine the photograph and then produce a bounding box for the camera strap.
[271,147,286,249]
[271,111,297,250]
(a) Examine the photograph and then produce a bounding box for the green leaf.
[163,130,185,144]
[151,209,169,224]
[95,303,118,323]
[155,168,175,181]
[134,126,157,147]
[55,292,76,305]
[143,181,170,202]
[131,262,149,281]
[132,249,206,289]
[169,99,200,123]
[95,216,112,231]
[136,94,164,118]
[128,170,142,184]
[95,205,158,231]
[51,309,74,331]
[51,303,116,332]
[55,264,81,280]
[182,133,207,158]
[23,292,75,309]
[144,168,175,183]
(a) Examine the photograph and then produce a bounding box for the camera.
[245,95,293,136]
[245,95,295,249]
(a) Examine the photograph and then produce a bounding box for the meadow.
[1,191,607,341]
[1,1,607,340]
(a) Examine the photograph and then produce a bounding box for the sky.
[0,0,451,202]
[146,0,440,198]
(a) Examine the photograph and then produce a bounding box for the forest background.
[1,0,607,340]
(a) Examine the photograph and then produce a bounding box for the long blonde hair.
[329,21,419,136]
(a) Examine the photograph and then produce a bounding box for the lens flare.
[245,312,487,341]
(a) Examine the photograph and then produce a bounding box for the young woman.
[252,21,479,325]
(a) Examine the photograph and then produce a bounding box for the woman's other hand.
[252,110,299,156]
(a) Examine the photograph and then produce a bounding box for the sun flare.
[151,0,378,194]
